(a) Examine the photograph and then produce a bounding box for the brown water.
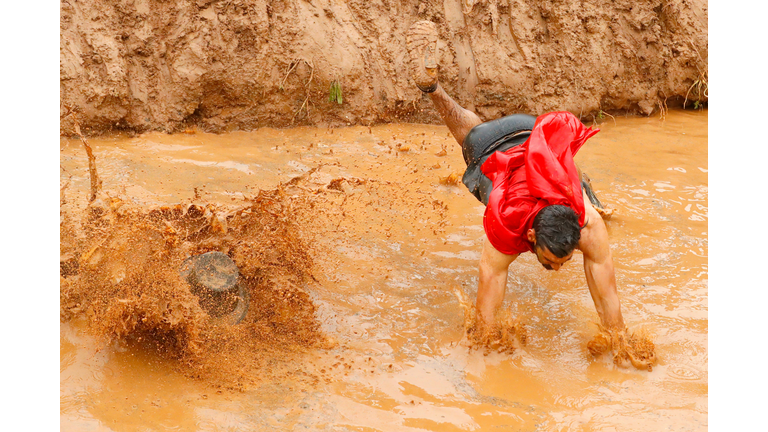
[60,110,707,431]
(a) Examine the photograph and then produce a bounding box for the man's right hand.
[476,236,518,328]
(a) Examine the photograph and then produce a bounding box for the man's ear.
[527,228,536,243]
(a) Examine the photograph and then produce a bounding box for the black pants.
[461,114,537,205]
[461,113,603,210]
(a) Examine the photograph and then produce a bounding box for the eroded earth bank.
[60,0,707,135]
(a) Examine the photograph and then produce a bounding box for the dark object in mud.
[581,176,603,210]
[180,252,249,325]
[580,172,614,218]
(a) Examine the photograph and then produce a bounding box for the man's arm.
[578,190,625,329]
[476,236,518,326]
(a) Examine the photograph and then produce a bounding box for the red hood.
[480,111,598,255]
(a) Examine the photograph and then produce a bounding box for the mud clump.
[60,188,330,389]
[454,289,527,354]
[588,325,657,371]
[439,172,461,186]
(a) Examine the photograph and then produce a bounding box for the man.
[406,21,625,334]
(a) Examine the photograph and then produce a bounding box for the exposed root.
[591,109,616,127]
[601,110,617,125]
[291,59,315,123]
[279,58,302,90]
[658,97,669,121]
[683,74,708,109]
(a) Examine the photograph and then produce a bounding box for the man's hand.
[588,326,657,370]
[476,237,518,328]
[578,190,625,329]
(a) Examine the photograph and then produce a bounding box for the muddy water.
[61,110,707,431]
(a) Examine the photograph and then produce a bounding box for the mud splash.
[59,158,457,389]
[454,288,527,354]
[60,186,328,389]
[588,326,657,371]
[453,285,656,370]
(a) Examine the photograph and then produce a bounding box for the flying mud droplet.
[60,185,330,389]
[60,162,453,389]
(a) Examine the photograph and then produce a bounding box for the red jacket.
[480,111,598,255]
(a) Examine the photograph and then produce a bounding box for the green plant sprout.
[329,80,343,105]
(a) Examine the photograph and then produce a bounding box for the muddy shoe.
[180,251,250,325]
[406,20,439,93]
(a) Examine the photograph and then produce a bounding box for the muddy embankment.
[60,0,707,135]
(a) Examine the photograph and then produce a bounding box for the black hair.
[532,205,581,258]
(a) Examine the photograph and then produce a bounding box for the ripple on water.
[667,364,702,382]
[431,250,481,261]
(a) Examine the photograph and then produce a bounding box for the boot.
[406,21,439,93]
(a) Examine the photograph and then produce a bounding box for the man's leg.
[406,21,482,147]
[428,83,483,147]
[577,164,614,217]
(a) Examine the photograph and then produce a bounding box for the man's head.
[527,205,581,271]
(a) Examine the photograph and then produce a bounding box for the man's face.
[534,244,573,271]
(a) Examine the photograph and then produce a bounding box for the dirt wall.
[60,0,707,135]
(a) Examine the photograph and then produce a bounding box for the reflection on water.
[61,110,707,431]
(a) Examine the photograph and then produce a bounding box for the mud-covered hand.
[588,326,657,371]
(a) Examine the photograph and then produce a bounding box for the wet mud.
[588,326,657,371]
[455,288,527,355]
[61,109,708,431]
[60,153,457,389]
[60,189,328,389]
